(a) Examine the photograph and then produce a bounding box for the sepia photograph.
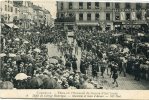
[0,0,149,99]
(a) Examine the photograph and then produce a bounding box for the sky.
[32,0,57,19]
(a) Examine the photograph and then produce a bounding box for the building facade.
[44,9,52,27]
[1,0,53,30]
[19,1,34,29]
[1,0,19,23]
[55,2,149,31]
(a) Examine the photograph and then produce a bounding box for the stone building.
[55,2,149,31]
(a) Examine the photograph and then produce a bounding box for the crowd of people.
[0,25,149,89]
[0,27,102,89]
[75,29,149,84]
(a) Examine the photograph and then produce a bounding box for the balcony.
[55,17,75,22]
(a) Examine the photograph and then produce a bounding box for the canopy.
[5,23,19,28]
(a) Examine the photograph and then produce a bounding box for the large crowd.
[75,29,149,83]
[0,25,149,89]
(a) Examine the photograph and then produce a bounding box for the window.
[5,5,7,11]
[106,3,110,8]
[115,13,120,20]
[136,3,141,10]
[11,7,13,12]
[60,3,63,10]
[69,2,73,9]
[95,2,99,9]
[125,3,130,9]
[147,3,149,9]
[95,13,99,20]
[8,5,9,11]
[87,13,91,20]
[106,13,110,20]
[61,13,64,18]
[115,3,120,9]
[126,13,130,20]
[79,2,83,9]
[69,13,73,17]
[15,8,17,14]
[136,12,142,20]
[79,13,83,20]
[87,2,91,9]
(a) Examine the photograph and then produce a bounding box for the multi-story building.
[32,5,45,28]
[55,2,149,31]
[19,1,34,29]
[44,9,52,27]
[1,0,19,24]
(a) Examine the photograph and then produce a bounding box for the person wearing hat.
[134,60,141,81]
[27,63,34,76]
[65,59,71,71]
[112,62,119,87]
[71,55,77,72]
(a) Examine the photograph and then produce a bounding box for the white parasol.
[14,38,20,41]
[15,73,30,80]
[23,41,29,44]
[34,48,41,53]
[9,53,16,57]
[49,58,58,64]
[110,44,117,49]
[0,53,6,57]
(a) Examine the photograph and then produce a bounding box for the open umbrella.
[29,77,43,89]
[36,32,40,34]
[15,73,30,80]
[34,48,41,53]
[0,53,6,57]
[38,75,49,81]
[23,41,29,44]
[110,44,117,49]
[0,81,14,89]
[14,38,20,41]
[49,58,58,64]
[42,78,57,89]
[81,82,95,89]
[9,53,16,57]
[123,48,129,53]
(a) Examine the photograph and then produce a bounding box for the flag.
[120,12,125,20]
[131,12,136,20]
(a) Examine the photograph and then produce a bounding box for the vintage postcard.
[0,0,149,99]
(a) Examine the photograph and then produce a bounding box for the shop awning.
[76,22,98,26]
[5,23,19,28]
